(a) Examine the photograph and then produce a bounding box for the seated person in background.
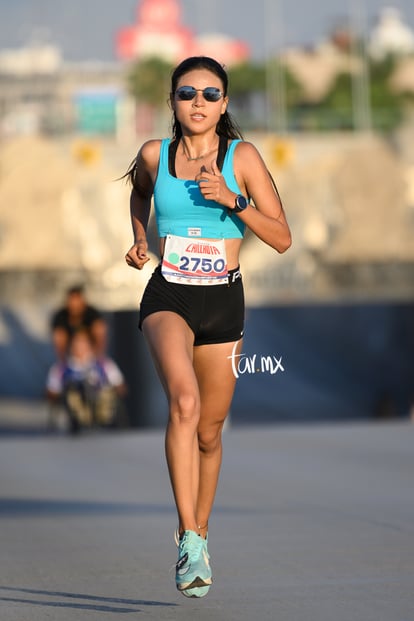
[51,284,107,360]
[46,328,127,433]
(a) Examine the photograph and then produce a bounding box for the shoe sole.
[181,585,210,598]
[176,575,212,591]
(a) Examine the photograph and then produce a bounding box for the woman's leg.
[193,339,243,537]
[142,311,200,533]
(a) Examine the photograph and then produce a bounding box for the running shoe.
[175,530,212,597]
[174,528,211,598]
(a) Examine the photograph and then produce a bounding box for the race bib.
[161,235,228,285]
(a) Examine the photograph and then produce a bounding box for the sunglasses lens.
[176,87,196,100]
[175,87,223,102]
[203,88,222,102]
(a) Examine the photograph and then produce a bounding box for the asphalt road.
[1,402,414,621]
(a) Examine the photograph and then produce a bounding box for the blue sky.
[0,0,413,61]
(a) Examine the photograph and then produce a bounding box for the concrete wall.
[1,302,412,426]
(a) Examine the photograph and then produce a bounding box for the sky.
[0,0,414,62]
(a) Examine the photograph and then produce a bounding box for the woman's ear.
[221,96,229,115]
[169,93,175,111]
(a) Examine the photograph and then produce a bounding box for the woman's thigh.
[142,311,199,401]
[193,339,243,427]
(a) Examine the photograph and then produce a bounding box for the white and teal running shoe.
[175,530,212,597]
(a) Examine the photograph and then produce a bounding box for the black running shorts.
[139,265,244,345]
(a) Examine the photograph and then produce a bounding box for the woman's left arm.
[235,142,291,253]
[196,142,291,253]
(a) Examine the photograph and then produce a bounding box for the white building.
[369,7,414,59]
[0,43,62,75]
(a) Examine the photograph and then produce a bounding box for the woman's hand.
[125,240,150,270]
[195,160,235,208]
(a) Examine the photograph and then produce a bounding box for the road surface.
[1,401,413,620]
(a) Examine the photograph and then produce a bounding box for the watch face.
[236,195,248,210]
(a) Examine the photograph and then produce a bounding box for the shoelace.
[175,530,210,563]
[174,527,209,547]
[179,532,205,563]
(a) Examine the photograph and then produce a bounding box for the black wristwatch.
[232,194,248,213]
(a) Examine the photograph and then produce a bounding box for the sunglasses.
[175,86,224,102]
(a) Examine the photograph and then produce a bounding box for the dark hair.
[124,56,242,188]
[170,56,243,141]
[67,284,85,296]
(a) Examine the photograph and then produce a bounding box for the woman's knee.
[169,391,200,424]
[198,422,224,454]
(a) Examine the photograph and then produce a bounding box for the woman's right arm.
[125,140,160,270]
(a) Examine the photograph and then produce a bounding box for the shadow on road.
[0,585,177,613]
[0,497,264,519]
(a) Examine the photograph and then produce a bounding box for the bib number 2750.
[161,235,229,285]
[179,256,226,274]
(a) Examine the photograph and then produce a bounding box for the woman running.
[124,56,291,597]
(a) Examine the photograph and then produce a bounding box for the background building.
[116,0,249,66]
[369,6,414,59]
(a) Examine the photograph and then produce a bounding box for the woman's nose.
[192,92,204,106]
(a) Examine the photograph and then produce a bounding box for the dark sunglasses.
[175,86,223,102]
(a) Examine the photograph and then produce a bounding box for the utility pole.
[350,0,372,132]
[264,0,287,134]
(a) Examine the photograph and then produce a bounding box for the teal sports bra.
[153,138,246,239]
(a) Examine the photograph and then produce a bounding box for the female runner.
[124,56,291,597]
